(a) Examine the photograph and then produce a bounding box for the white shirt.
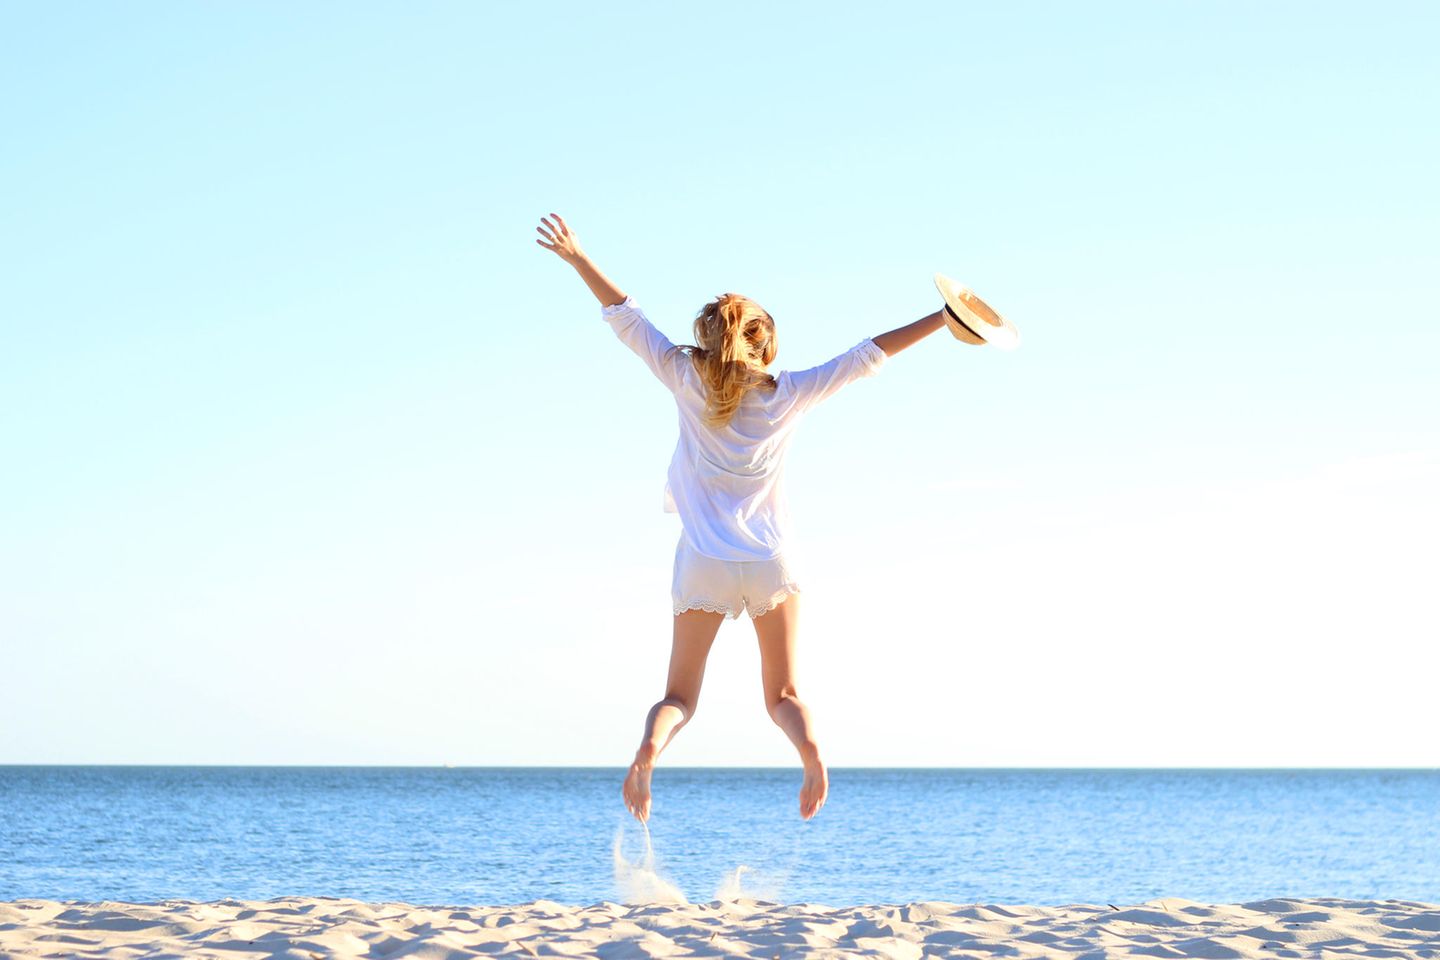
[602,295,887,561]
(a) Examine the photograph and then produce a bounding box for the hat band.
[944,302,988,340]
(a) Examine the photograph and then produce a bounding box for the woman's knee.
[661,692,697,721]
[765,686,800,720]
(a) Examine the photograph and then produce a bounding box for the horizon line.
[3,763,1436,772]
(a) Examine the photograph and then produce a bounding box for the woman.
[535,213,948,822]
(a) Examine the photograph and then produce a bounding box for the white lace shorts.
[672,531,801,620]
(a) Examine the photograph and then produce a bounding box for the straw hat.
[934,273,1021,350]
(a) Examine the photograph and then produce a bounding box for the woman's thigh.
[751,592,801,709]
[665,610,725,709]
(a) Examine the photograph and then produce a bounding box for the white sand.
[2,896,1437,959]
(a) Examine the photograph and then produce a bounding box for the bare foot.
[622,747,657,822]
[799,755,828,820]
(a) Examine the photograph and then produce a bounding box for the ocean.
[1,767,1436,906]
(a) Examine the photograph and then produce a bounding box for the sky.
[2,1,1436,767]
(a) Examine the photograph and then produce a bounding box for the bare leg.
[752,593,828,819]
[622,609,724,822]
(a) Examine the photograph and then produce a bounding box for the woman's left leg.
[622,609,725,822]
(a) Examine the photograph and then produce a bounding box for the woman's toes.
[797,762,828,820]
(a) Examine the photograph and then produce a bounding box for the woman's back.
[602,295,886,561]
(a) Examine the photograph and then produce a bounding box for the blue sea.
[1,767,1436,906]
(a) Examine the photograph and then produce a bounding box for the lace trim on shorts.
[674,598,741,619]
[748,583,801,619]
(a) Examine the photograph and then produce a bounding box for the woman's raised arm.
[871,309,948,356]
[535,213,627,307]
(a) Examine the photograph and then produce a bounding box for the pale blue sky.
[2,2,1436,766]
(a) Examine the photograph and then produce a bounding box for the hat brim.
[934,273,1021,350]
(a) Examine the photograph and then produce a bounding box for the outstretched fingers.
[534,213,578,258]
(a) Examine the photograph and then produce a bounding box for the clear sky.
[2,1,1436,767]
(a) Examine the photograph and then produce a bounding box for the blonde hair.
[679,292,778,428]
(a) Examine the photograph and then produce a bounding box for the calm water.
[1,767,1436,906]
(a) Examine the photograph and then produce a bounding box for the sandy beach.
[2,896,1437,959]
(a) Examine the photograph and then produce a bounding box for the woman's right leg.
[752,593,829,819]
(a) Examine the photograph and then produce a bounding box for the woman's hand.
[536,212,627,306]
[535,213,586,265]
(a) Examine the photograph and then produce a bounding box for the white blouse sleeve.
[601,296,687,394]
[781,337,887,413]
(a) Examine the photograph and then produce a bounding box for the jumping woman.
[535,213,952,822]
